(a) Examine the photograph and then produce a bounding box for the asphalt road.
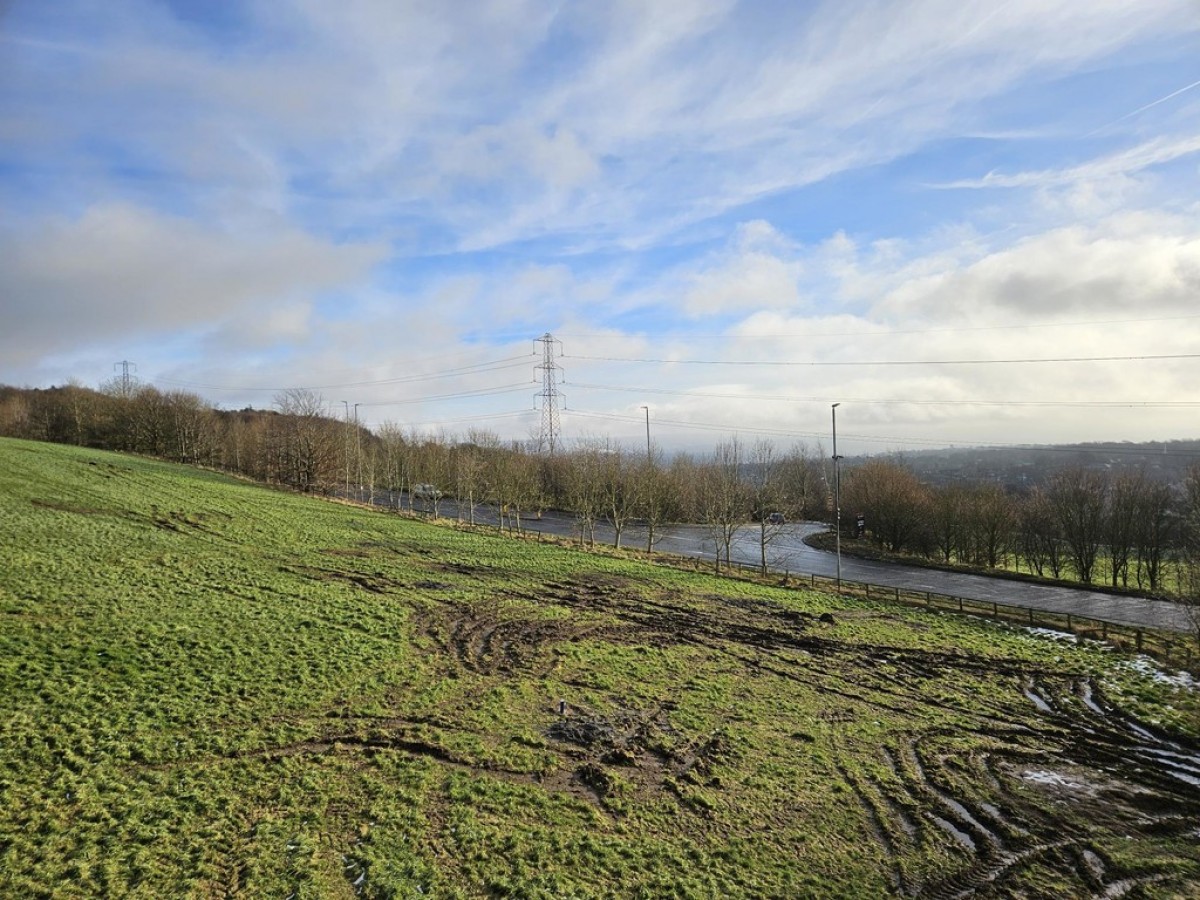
[350,489,1194,634]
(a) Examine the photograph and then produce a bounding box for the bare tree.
[1047,467,1107,585]
[165,390,213,464]
[505,442,543,534]
[486,440,541,534]
[841,458,930,553]
[565,440,606,548]
[452,441,488,525]
[700,437,750,573]
[0,388,31,438]
[1107,471,1148,588]
[962,483,1015,569]
[1133,479,1173,592]
[778,442,822,523]
[600,442,639,549]
[748,439,787,575]
[273,388,338,492]
[1017,488,1064,578]
[1181,464,1200,645]
[636,446,672,556]
[929,485,967,564]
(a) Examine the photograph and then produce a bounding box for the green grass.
[2,437,1199,898]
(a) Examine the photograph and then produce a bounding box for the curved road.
[355,490,1194,634]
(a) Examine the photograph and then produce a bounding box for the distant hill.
[855,439,1200,491]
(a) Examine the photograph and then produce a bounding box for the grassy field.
[2,437,1199,899]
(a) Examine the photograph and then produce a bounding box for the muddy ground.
[301,565,1200,898]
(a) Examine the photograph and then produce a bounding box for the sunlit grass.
[2,437,1198,898]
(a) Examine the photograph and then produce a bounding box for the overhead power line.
[566,381,1200,409]
[563,408,1200,458]
[153,354,534,393]
[565,352,1200,367]
[559,312,1200,341]
[355,383,533,407]
[396,410,535,430]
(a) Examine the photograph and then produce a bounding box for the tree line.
[3,380,1199,608]
[0,382,823,566]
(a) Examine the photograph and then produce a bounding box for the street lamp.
[353,403,363,494]
[640,406,651,464]
[832,402,842,591]
[340,400,351,496]
[641,405,655,557]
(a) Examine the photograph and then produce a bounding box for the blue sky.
[2,0,1200,454]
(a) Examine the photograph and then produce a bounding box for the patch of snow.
[1020,769,1094,793]
[1023,683,1054,714]
[1079,681,1105,715]
[928,813,976,852]
[1117,656,1199,691]
[1023,626,1078,643]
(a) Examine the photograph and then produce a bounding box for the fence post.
[958,597,963,612]
[992,602,998,618]
[1066,614,1072,632]
[1102,621,1108,640]
[926,592,932,608]
[1136,630,1143,652]
[1028,607,1034,625]
[866,584,871,599]
[895,587,900,602]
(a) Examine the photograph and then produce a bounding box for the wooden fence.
[701,557,1199,675]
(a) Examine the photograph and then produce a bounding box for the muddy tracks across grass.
[832,675,1200,898]
[265,568,1199,896]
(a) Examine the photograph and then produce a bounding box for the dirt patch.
[31,498,110,516]
[402,572,1200,890]
[436,561,499,577]
[285,564,405,595]
[540,704,732,816]
[417,600,611,676]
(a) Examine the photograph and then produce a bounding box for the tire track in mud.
[829,709,1200,899]
[1015,676,1200,804]
[402,575,1200,894]
[414,598,625,678]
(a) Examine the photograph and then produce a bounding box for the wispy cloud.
[932,135,1200,190]
[3,0,1200,448]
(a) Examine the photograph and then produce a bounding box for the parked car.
[412,483,442,500]
[766,512,786,525]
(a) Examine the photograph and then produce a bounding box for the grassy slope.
[1,437,1198,899]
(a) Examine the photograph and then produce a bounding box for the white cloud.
[8,0,1194,252]
[3,1,1200,450]
[936,135,1200,191]
[874,214,1200,321]
[0,204,386,365]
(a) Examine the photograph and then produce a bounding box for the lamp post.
[353,403,363,495]
[832,402,842,591]
[641,405,655,556]
[640,406,651,464]
[340,400,351,497]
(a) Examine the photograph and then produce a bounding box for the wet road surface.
[351,490,1194,634]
